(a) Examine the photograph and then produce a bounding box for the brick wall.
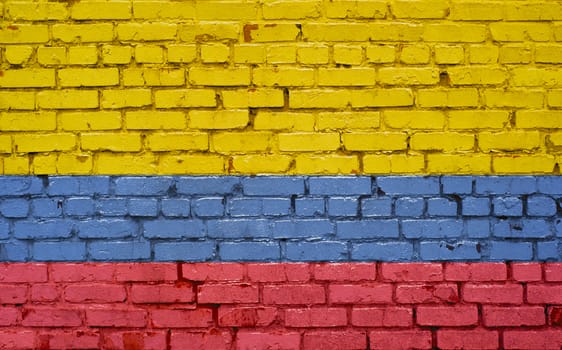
[0,262,561,349]
[0,0,561,175]
[0,175,560,262]
[1,0,561,348]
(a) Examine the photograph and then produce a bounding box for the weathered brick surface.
[1,0,561,175]
[0,175,560,262]
[0,262,558,349]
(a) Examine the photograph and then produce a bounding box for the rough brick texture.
[0,262,558,349]
[0,0,561,175]
[0,175,560,262]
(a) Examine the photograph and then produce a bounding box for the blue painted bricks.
[0,175,559,262]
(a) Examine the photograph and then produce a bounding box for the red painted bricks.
[0,262,559,349]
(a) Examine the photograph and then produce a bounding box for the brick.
[247,263,309,282]
[14,220,72,239]
[167,44,196,63]
[415,131,475,151]
[329,283,392,304]
[267,46,296,64]
[4,45,33,65]
[484,89,544,108]
[314,263,375,281]
[490,23,551,41]
[117,23,176,41]
[500,45,532,64]
[418,88,479,107]
[286,242,347,261]
[366,45,396,63]
[370,331,432,350]
[0,331,35,349]
[0,307,18,326]
[370,23,423,41]
[352,242,414,261]
[545,264,562,281]
[352,89,414,107]
[71,1,130,19]
[30,284,58,302]
[352,307,412,327]
[151,309,212,328]
[144,219,204,239]
[64,284,126,303]
[130,284,193,304]
[285,307,347,327]
[512,263,542,282]
[6,2,67,20]
[45,331,101,350]
[155,89,216,108]
[434,45,464,64]
[437,330,499,350]
[445,263,507,281]
[527,284,562,304]
[294,154,359,174]
[236,332,300,350]
[0,69,55,88]
[396,283,458,304]
[170,331,232,350]
[417,305,478,326]
[328,197,358,217]
[182,263,245,282]
[222,89,284,108]
[155,242,215,262]
[253,67,314,87]
[378,176,439,195]
[483,306,545,327]
[493,219,550,238]
[38,90,98,109]
[427,198,457,216]
[53,24,113,42]
[343,132,407,151]
[490,241,533,260]
[207,219,270,239]
[303,331,366,350]
[87,308,147,327]
[319,68,375,86]
[0,24,49,43]
[392,0,449,18]
[123,68,184,87]
[400,45,430,64]
[220,242,280,261]
[102,332,166,350]
[424,24,486,42]
[263,284,325,304]
[218,306,276,327]
[309,177,371,195]
[212,132,271,152]
[34,242,86,261]
[326,0,387,19]
[420,241,481,260]
[0,91,35,110]
[504,330,562,350]
[22,308,82,327]
[381,263,443,282]
[89,242,151,261]
[463,283,522,304]
[0,285,27,304]
[337,220,399,239]
[189,67,250,86]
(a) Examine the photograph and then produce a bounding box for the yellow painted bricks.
[0,0,561,175]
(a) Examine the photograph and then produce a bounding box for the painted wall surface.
[0,0,561,175]
[0,0,561,349]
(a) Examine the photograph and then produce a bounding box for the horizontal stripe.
[0,262,560,350]
[0,175,560,262]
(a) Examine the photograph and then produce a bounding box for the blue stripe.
[0,175,560,262]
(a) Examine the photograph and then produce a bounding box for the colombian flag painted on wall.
[0,0,561,348]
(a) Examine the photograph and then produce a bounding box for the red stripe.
[0,262,560,349]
